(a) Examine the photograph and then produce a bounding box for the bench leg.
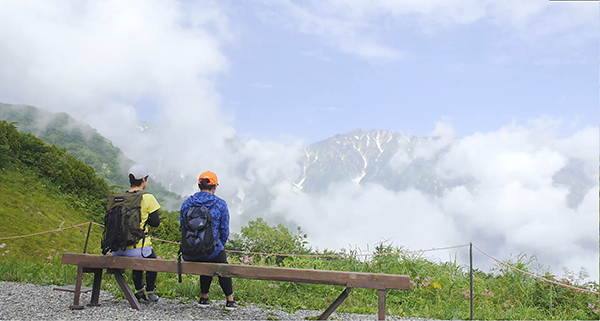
[69,266,85,310]
[110,269,141,310]
[317,287,352,320]
[87,269,103,306]
[378,289,387,321]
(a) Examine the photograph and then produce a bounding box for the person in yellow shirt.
[111,164,162,302]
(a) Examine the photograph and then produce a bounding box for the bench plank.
[62,253,410,290]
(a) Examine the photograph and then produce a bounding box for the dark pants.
[132,249,158,291]
[193,251,233,296]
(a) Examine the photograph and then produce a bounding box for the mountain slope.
[294,128,591,208]
[0,103,183,210]
[296,129,450,195]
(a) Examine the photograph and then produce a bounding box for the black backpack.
[180,205,216,256]
[101,191,148,256]
[177,205,216,282]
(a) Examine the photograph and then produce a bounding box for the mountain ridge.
[296,128,449,196]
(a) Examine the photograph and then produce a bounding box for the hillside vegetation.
[0,119,598,320]
[0,103,183,209]
[0,119,108,275]
[0,120,108,218]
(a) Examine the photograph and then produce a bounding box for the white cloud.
[269,117,599,281]
[0,0,303,204]
[489,0,598,42]
[252,0,598,62]
[254,0,403,61]
[389,148,413,174]
[435,118,571,186]
[238,138,304,186]
[0,0,230,134]
[415,120,455,160]
[389,121,455,173]
[555,125,599,176]
[270,182,459,252]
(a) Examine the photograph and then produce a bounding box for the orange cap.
[198,171,218,185]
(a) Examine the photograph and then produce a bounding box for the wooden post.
[378,289,387,320]
[88,269,103,306]
[109,269,141,310]
[69,266,85,310]
[83,222,92,254]
[318,287,353,320]
[470,242,473,321]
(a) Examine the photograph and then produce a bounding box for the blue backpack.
[178,205,216,282]
[180,205,216,257]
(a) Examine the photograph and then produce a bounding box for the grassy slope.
[0,163,120,291]
[0,164,104,258]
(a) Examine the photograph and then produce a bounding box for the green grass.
[2,247,599,320]
[0,165,105,257]
[3,239,598,320]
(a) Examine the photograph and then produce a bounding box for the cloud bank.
[269,119,598,281]
[0,0,304,201]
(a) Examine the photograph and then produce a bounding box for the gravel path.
[0,281,433,320]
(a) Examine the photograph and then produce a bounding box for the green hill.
[0,103,183,210]
[0,119,108,257]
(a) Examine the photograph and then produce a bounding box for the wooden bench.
[61,253,410,320]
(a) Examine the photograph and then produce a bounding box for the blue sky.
[0,0,597,145]
[208,0,599,144]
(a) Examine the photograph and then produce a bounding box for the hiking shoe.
[197,297,210,308]
[146,290,159,302]
[224,300,237,311]
[134,289,148,302]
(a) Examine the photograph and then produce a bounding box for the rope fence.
[472,244,599,295]
[1,221,598,296]
[223,244,472,258]
[0,222,93,240]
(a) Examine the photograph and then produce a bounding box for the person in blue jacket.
[180,171,236,311]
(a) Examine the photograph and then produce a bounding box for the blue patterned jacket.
[180,191,230,261]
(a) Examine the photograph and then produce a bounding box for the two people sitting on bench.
[104,167,235,310]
